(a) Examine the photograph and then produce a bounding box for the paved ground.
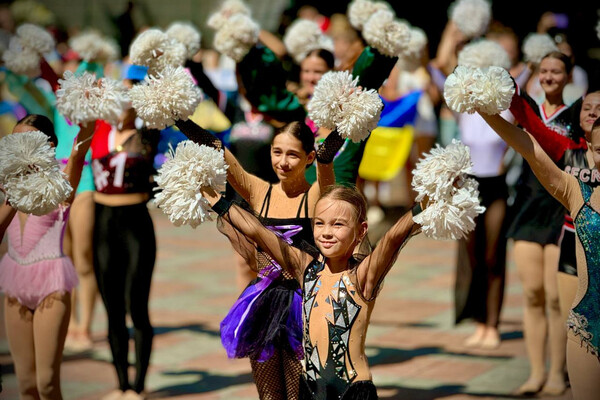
[0,206,573,399]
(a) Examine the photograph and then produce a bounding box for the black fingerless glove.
[175,119,222,150]
[316,130,345,164]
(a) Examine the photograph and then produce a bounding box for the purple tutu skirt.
[220,264,303,362]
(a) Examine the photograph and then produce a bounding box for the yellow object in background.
[358,125,414,182]
[189,99,231,132]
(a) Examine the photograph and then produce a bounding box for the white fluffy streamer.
[412,139,485,240]
[307,71,382,143]
[362,9,410,57]
[129,65,203,129]
[347,0,391,31]
[166,21,202,59]
[457,39,511,70]
[283,19,334,64]
[154,141,228,228]
[2,37,40,77]
[213,14,259,62]
[397,27,427,72]
[207,0,252,30]
[0,131,72,215]
[69,31,119,62]
[444,65,514,115]
[16,23,55,54]
[56,71,130,124]
[449,0,491,38]
[129,29,187,74]
[522,33,558,64]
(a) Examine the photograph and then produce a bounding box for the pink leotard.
[0,205,78,309]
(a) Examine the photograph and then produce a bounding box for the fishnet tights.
[250,348,302,400]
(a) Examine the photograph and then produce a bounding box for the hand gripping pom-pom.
[2,37,40,77]
[522,33,558,64]
[457,39,511,70]
[129,65,204,129]
[56,71,130,125]
[207,0,252,30]
[347,0,391,31]
[283,19,334,64]
[412,139,485,240]
[307,71,382,143]
[166,22,202,59]
[449,0,491,38]
[154,141,228,228]
[0,131,72,215]
[129,29,187,74]
[213,14,259,62]
[444,66,514,115]
[362,9,410,57]
[16,23,55,54]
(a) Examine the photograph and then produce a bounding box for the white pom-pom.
[166,21,202,59]
[129,29,187,74]
[412,139,485,240]
[457,39,511,70]
[362,9,410,57]
[472,66,515,115]
[397,27,427,72]
[16,23,55,54]
[522,33,558,64]
[129,65,204,129]
[0,131,72,215]
[2,37,40,77]
[213,14,259,62]
[283,19,334,64]
[56,71,130,124]
[0,189,5,205]
[207,0,252,30]
[347,0,391,31]
[449,0,491,38]
[307,71,382,143]
[444,65,514,115]
[154,141,228,228]
[69,31,119,62]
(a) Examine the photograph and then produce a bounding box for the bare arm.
[357,208,421,300]
[63,123,95,204]
[258,30,287,59]
[478,112,570,208]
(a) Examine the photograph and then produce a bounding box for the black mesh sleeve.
[175,119,223,150]
[315,130,345,164]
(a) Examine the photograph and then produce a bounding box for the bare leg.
[481,198,507,349]
[4,297,39,400]
[514,240,547,394]
[542,244,566,395]
[567,335,600,400]
[557,272,578,326]
[32,292,71,400]
[68,191,98,348]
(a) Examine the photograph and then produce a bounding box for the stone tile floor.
[0,207,572,399]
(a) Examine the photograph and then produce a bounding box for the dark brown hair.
[541,51,573,74]
[16,114,58,146]
[318,185,367,224]
[304,49,335,70]
[273,120,315,155]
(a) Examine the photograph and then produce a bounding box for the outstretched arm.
[202,186,309,280]
[478,112,570,208]
[175,119,266,201]
[313,129,342,192]
[357,206,421,300]
[40,57,60,93]
[63,123,95,204]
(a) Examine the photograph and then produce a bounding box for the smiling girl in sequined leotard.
[479,112,600,400]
